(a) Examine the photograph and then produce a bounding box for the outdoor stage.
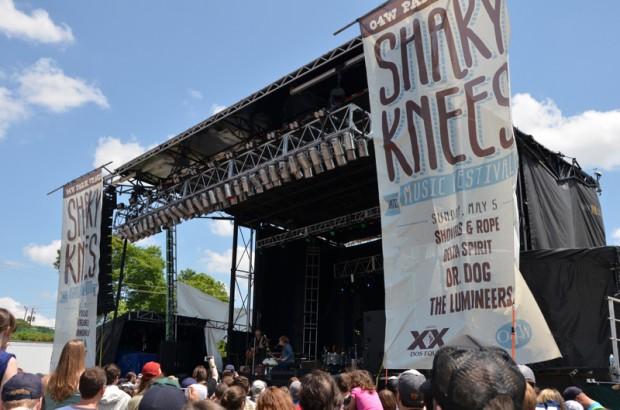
[99,37,618,377]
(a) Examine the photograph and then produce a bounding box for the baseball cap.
[386,376,399,392]
[251,379,267,397]
[289,380,302,403]
[562,386,583,401]
[224,364,235,372]
[181,377,198,389]
[139,383,186,410]
[518,364,536,385]
[142,361,162,379]
[431,346,526,410]
[1,373,43,402]
[398,369,427,407]
[565,400,584,410]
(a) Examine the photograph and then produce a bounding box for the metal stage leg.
[165,226,177,342]
[226,221,255,364]
[302,245,320,361]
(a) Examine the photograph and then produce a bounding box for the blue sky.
[0,0,619,327]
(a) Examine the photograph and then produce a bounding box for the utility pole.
[23,306,29,321]
[26,307,35,325]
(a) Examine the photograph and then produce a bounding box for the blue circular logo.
[496,320,532,349]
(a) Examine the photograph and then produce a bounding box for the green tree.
[178,268,229,302]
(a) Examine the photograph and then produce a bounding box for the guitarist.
[246,328,269,364]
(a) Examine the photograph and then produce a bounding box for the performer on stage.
[275,335,295,369]
[246,328,269,364]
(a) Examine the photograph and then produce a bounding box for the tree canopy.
[178,268,228,302]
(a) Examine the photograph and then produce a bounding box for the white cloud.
[187,88,203,100]
[512,93,620,170]
[612,228,620,245]
[0,259,23,270]
[0,87,27,139]
[201,246,253,275]
[0,296,55,328]
[0,0,74,44]
[18,58,108,113]
[209,219,234,237]
[93,136,146,170]
[23,239,60,267]
[211,103,226,115]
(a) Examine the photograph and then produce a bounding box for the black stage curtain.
[521,247,620,369]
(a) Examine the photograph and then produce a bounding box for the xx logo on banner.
[408,328,449,350]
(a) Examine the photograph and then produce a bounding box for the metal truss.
[114,103,371,242]
[333,254,383,279]
[114,37,363,175]
[257,207,380,249]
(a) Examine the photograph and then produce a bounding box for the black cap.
[139,383,186,410]
[1,373,43,402]
[431,346,525,410]
[562,386,583,401]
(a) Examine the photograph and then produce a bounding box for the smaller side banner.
[51,169,103,370]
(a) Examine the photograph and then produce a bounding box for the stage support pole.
[226,220,239,361]
[165,226,177,342]
[113,238,128,321]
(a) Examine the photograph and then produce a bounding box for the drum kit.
[322,345,363,374]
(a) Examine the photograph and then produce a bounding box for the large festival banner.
[360,0,560,368]
[51,169,103,369]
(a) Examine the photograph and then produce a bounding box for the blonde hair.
[523,383,538,410]
[47,339,86,401]
[537,388,565,410]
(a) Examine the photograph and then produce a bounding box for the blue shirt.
[587,402,605,410]
[281,343,294,363]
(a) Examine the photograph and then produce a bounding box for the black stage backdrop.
[521,247,620,369]
[517,130,606,249]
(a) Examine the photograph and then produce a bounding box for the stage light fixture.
[185,198,196,215]
[258,167,273,190]
[288,121,299,130]
[200,192,210,209]
[288,156,304,180]
[177,202,192,219]
[158,210,169,225]
[331,137,347,166]
[320,142,336,170]
[164,208,179,225]
[192,196,204,213]
[357,138,370,158]
[171,205,184,220]
[232,179,243,197]
[308,146,324,174]
[249,173,264,194]
[208,190,217,205]
[224,183,235,200]
[215,186,227,205]
[240,176,252,195]
[296,152,313,178]
[130,224,139,237]
[313,109,326,119]
[268,164,282,187]
[153,214,163,227]
[343,131,357,161]
[147,215,155,229]
[279,161,291,183]
[266,131,276,140]
[141,218,148,232]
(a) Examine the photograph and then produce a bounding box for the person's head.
[221,385,246,410]
[537,388,565,409]
[104,363,122,386]
[251,379,267,401]
[299,370,341,410]
[137,361,162,395]
[193,365,208,383]
[517,365,536,389]
[431,346,526,410]
[257,386,294,410]
[278,336,289,347]
[255,328,262,338]
[1,372,43,410]
[214,382,229,402]
[126,371,137,383]
[232,375,250,395]
[139,383,186,410]
[0,307,16,349]
[379,389,398,410]
[222,375,234,387]
[397,369,426,409]
[47,339,86,401]
[523,383,538,410]
[563,386,594,408]
[564,400,584,410]
[186,384,208,402]
[385,376,399,395]
[334,373,351,395]
[78,367,107,402]
[289,380,301,404]
[349,370,375,392]
[183,401,224,410]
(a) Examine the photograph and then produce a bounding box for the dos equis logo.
[408,327,449,357]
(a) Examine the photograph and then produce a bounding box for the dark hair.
[214,382,229,399]
[300,370,341,410]
[125,371,137,383]
[104,363,121,385]
[221,385,246,410]
[79,367,106,399]
[279,336,289,344]
[193,365,208,383]
[334,373,351,394]
[257,386,294,410]
[379,389,397,410]
[0,308,16,336]
[183,401,224,410]
[232,376,250,394]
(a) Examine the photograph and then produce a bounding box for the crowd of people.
[0,308,613,410]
